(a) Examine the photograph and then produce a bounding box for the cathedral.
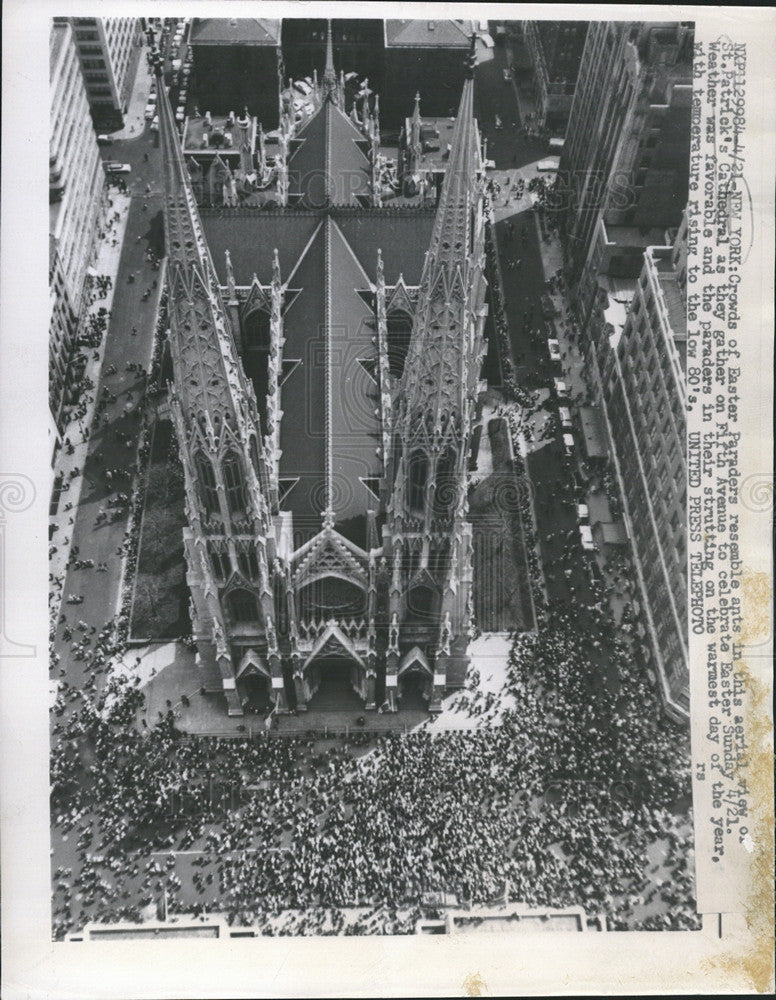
[154,27,488,716]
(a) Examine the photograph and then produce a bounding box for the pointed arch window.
[237,548,260,580]
[228,588,260,625]
[222,451,246,515]
[195,451,219,515]
[408,449,428,512]
[244,308,271,350]
[249,435,261,479]
[433,445,458,515]
[387,310,413,379]
[209,546,231,581]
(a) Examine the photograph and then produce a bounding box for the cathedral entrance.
[239,671,271,713]
[305,657,365,710]
[397,646,434,710]
[397,669,430,710]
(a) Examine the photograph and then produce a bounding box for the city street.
[473,46,597,608]
[474,41,547,170]
[51,116,165,705]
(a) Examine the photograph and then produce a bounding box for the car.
[144,106,156,121]
[503,67,512,81]
[96,134,113,146]
[562,432,575,454]
[553,377,569,398]
[537,158,560,172]
[150,116,159,133]
[103,161,131,174]
[547,338,561,362]
[579,524,595,550]
[559,406,573,429]
[577,503,590,522]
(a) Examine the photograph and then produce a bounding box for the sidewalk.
[114,43,153,141]
[529,224,636,627]
[505,39,540,125]
[49,192,132,625]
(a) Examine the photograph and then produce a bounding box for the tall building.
[595,216,689,718]
[69,16,143,130]
[558,21,693,285]
[155,30,487,717]
[186,18,473,131]
[188,18,281,127]
[522,21,588,132]
[382,19,473,123]
[49,19,104,442]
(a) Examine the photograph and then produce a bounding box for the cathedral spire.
[394,43,486,460]
[153,49,266,470]
[423,71,477,278]
[322,19,337,102]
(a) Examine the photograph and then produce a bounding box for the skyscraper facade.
[69,16,142,130]
[522,21,588,131]
[49,19,104,440]
[558,21,693,286]
[595,216,689,717]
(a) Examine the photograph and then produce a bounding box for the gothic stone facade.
[155,33,486,716]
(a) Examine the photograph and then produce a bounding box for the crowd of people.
[47,95,698,942]
[49,588,698,939]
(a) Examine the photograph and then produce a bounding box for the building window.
[222,451,246,514]
[386,311,413,379]
[433,446,458,515]
[195,451,219,515]
[228,588,260,624]
[244,308,270,349]
[210,548,231,580]
[238,549,260,579]
[408,450,428,512]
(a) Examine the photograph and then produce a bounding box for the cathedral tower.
[384,40,488,710]
[154,50,283,716]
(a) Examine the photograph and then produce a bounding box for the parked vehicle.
[103,161,131,174]
[547,338,561,362]
[96,134,113,146]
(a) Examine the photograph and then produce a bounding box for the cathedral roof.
[200,211,320,285]
[200,208,436,288]
[190,18,281,46]
[288,100,371,207]
[273,218,381,530]
[334,210,436,283]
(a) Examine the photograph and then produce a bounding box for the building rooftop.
[50,21,69,76]
[385,19,472,48]
[409,115,462,174]
[602,224,669,248]
[189,18,281,46]
[182,114,253,154]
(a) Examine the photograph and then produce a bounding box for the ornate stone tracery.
[156,36,486,717]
